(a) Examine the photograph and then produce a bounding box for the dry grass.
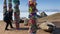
[37,13,60,22]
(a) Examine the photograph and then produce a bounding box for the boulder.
[39,21,56,33]
[40,12,47,17]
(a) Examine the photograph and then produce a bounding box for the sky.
[20,0,60,10]
[0,0,60,20]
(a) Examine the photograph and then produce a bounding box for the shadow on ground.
[51,28,60,34]
[18,28,29,30]
[7,27,40,31]
[9,28,29,31]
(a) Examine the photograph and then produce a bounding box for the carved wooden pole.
[8,0,12,8]
[28,0,38,34]
[8,0,13,21]
[3,0,7,16]
[13,0,20,29]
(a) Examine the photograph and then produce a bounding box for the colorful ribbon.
[28,0,38,34]
[13,0,20,29]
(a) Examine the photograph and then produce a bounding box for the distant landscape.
[38,13,60,22]
[0,12,60,34]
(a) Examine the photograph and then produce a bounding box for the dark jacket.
[3,10,13,22]
[4,12,10,22]
[9,10,13,21]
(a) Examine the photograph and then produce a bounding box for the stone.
[39,21,56,33]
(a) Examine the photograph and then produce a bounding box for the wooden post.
[3,0,7,16]
[8,0,12,8]
[8,0,13,21]
[28,0,38,34]
[13,0,20,29]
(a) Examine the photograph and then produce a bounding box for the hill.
[37,13,60,22]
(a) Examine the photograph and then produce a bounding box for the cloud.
[44,9,60,12]
[0,13,3,20]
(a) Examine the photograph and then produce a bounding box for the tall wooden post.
[3,0,7,16]
[28,0,38,34]
[8,0,12,8]
[13,0,20,29]
[8,0,13,21]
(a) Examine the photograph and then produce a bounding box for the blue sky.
[0,0,60,11]
[20,0,60,11]
[0,0,60,20]
[0,0,60,12]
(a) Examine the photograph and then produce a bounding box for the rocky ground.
[0,21,60,34]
